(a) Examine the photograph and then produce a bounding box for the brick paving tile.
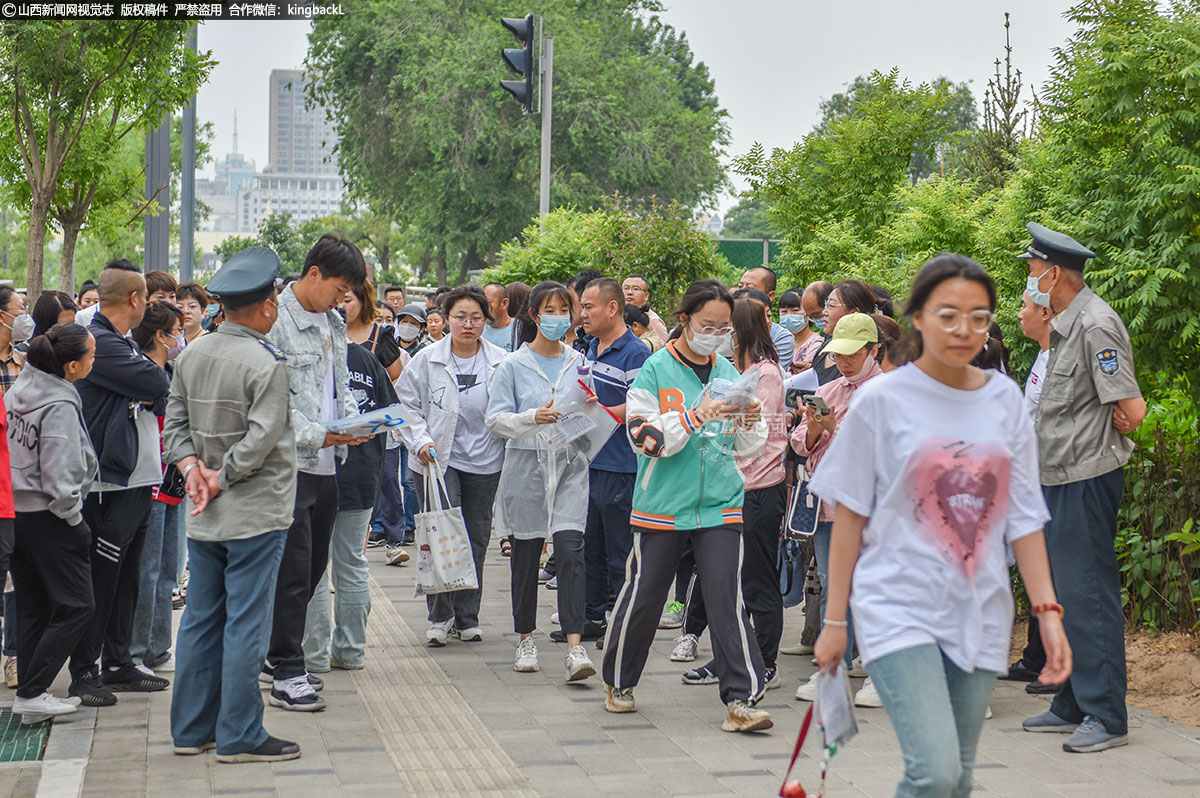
[0,539,1185,797]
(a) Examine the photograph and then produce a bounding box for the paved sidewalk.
[3,543,1198,797]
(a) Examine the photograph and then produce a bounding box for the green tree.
[306,0,729,283]
[720,196,779,239]
[0,21,212,298]
[816,73,977,181]
[960,13,1037,191]
[1029,0,1200,395]
[486,196,731,311]
[734,70,952,286]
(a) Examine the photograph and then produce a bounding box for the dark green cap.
[206,246,280,298]
[1016,222,1096,271]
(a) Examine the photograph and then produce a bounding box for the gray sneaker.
[1022,709,1076,733]
[1063,715,1129,753]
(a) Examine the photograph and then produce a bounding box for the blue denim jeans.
[170,530,287,756]
[401,448,417,534]
[303,508,373,671]
[866,645,997,798]
[375,446,405,544]
[132,500,180,666]
[813,520,852,669]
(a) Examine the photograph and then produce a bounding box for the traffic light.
[500,13,535,114]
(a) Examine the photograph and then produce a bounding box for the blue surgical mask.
[779,313,808,333]
[1026,266,1054,308]
[812,316,826,334]
[537,314,572,341]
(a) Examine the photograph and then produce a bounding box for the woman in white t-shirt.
[394,286,508,647]
[810,254,1071,798]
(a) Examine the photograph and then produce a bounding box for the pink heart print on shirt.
[908,438,1011,579]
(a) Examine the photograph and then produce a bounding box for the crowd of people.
[0,220,1145,792]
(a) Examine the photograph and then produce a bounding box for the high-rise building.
[267,68,338,175]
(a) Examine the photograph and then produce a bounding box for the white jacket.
[394,335,508,476]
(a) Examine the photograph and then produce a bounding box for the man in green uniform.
[1018,223,1146,753]
[164,247,301,763]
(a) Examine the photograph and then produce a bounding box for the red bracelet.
[1031,603,1064,619]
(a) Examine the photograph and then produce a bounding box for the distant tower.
[232,109,239,155]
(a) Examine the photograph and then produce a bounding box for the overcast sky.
[196,1,1080,214]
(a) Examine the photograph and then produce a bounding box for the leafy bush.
[1116,383,1200,630]
[485,197,733,311]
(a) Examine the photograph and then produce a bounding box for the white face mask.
[687,325,730,358]
[396,322,420,342]
[1026,266,1054,308]
[3,311,34,343]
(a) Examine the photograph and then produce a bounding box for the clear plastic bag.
[693,368,760,444]
[535,379,620,462]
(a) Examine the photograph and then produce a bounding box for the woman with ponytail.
[6,324,98,723]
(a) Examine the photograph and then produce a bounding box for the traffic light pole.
[538,37,553,228]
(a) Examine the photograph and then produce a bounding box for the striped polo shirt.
[587,326,650,473]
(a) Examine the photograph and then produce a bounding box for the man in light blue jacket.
[263,234,366,712]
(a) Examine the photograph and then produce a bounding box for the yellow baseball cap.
[820,312,879,356]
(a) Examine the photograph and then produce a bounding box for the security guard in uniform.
[1017,223,1146,753]
[163,247,302,763]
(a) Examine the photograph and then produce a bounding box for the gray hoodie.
[6,366,98,526]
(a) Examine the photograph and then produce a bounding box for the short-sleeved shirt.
[337,343,398,510]
[587,327,650,473]
[481,320,516,353]
[447,349,505,474]
[770,322,794,371]
[1023,349,1049,419]
[1035,286,1141,486]
[808,364,1049,673]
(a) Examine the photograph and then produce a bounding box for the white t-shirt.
[447,350,505,473]
[808,364,1049,674]
[1023,349,1049,419]
[305,309,337,476]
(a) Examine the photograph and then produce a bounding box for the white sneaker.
[152,653,175,673]
[794,671,819,702]
[386,544,410,566]
[764,668,781,690]
[564,645,596,682]
[848,657,868,678]
[514,638,539,672]
[426,619,453,647]
[451,626,483,642]
[854,677,883,708]
[670,634,699,662]
[546,575,558,590]
[779,641,815,656]
[13,692,79,724]
[985,705,993,720]
[550,611,560,625]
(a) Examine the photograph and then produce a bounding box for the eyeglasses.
[690,322,733,336]
[449,314,485,327]
[931,308,995,334]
